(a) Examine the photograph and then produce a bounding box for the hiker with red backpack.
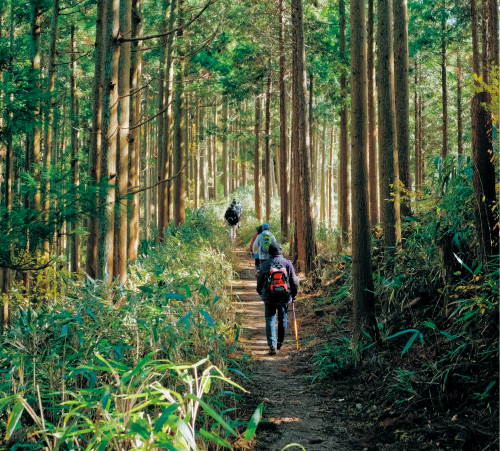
[256,241,298,355]
[251,223,276,273]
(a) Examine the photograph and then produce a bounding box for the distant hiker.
[251,223,276,272]
[257,241,298,355]
[250,225,264,270]
[224,199,243,242]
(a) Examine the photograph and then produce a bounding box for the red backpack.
[267,260,290,304]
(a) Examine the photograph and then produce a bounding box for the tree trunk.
[86,0,107,278]
[482,0,490,83]
[97,0,120,282]
[212,102,218,200]
[279,0,289,241]
[367,0,378,227]
[328,125,334,228]
[128,0,143,260]
[350,0,376,346]
[490,0,499,67]
[194,100,200,209]
[414,60,420,189]
[377,0,398,249]
[441,7,448,160]
[471,92,499,259]
[320,123,326,222]
[457,51,463,156]
[292,0,317,274]
[254,94,262,221]
[200,96,208,203]
[394,0,411,219]
[339,0,349,250]
[265,69,272,221]
[222,96,229,198]
[70,25,81,276]
[173,0,185,225]
[114,0,131,283]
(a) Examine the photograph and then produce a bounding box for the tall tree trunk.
[377,0,398,249]
[212,102,218,200]
[86,0,107,278]
[320,123,326,222]
[308,72,317,224]
[114,0,131,283]
[97,0,120,282]
[128,0,142,260]
[222,96,229,198]
[292,0,317,274]
[279,0,289,241]
[457,51,463,156]
[471,0,480,82]
[254,94,262,221]
[265,69,272,221]
[394,0,411,218]
[441,6,448,159]
[70,25,81,276]
[338,0,349,250]
[367,0,378,227]
[173,0,185,225]
[194,100,200,209]
[242,102,248,187]
[30,3,41,213]
[490,0,499,67]
[328,126,334,228]
[482,0,490,83]
[414,60,420,189]
[350,0,376,346]
[200,96,208,203]
[471,92,498,259]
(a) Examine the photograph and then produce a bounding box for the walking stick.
[292,301,299,350]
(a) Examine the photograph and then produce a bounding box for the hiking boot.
[269,346,276,355]
[277,342,282,350]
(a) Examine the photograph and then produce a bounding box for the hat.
[262,223,270,231]
[269,242,282,257]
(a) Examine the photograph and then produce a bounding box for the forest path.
[230,246,356,451]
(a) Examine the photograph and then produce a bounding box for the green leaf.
[386,328,419,339]
[6,401,24,440]
[200,310,215,327]
[165,293,186,301]
[122,351,156,384]
[154,404,179,433]
[183,285,192,297]
[85,308,98,322]
[401,331,419,355]
[128,418,150,440]
[139,285,155,294]
[61,325,69,337]
[101,387,111,409]
[244,402,263,441]
[176,418,197,450]
[178,313,193,326]
[200,428,231,448]
[187,394,238,436]
[453,253,473,274]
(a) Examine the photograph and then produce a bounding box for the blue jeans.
[264,301,288,348]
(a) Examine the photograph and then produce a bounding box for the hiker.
[224,199,243,242]
[256,242,298,355]
[251,223,276,272]
[249,225,264,270]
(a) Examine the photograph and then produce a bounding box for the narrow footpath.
[231,247,358,451]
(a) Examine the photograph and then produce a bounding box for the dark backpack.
[266,260,290,304]
[261,231,272,253]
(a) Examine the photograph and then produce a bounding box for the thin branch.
[119,0,215,43]
[128,99,173,130]
[128,163,187,195]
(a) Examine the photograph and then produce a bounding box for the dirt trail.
[231,248,357,451]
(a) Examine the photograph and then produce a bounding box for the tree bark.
[441,7,448,160]
[457,50,463,156]
[394,0,411,218]
[377,0,398,248]
[222,96,229,198]
[86,0,107,278]
[265,70,272,221]
[350,0,376,346]
[254,94,262,221]
[128,0,143,260]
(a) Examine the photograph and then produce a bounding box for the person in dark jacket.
[249,225,263,270]
[256,242,298,355]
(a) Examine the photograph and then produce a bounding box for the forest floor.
[229,246,359,451]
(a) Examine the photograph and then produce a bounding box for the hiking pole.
[292,301,299,350]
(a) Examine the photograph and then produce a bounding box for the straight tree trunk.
[471,92,499,259]
[367,0,378,227]
[200,96,208,202]
[471,0,481,80]
[194,100,199,209]
[490,0,499,67]
[114,0,131,283]
[292,0,317,274]
[254,94,262,221]
[86,0,107,279]
[242,102,248,187]
[128,0,142,260]
[222,96,229,198]
[482,0,490,83]
[457,51,463,156]
[97,0,120,282]
[377,0,398,249]
[414,60,421,189]
[212,102,218,200]
[265,70,272,221]
[70,25,80,276]
[173,0,185,225]
[350,0,376,346]
[339,0,349,250]
[394,0,411,218]
[441,7,448,159]
[328,125,334,228]
[279,0,289,241]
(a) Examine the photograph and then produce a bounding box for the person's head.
[256,225,263,234]
[262,223,270,231]
[269,242,282,257]
[232,198,237,204]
